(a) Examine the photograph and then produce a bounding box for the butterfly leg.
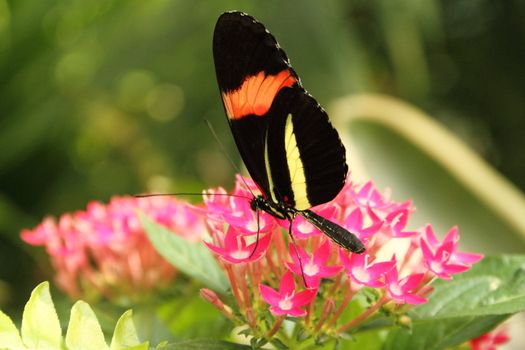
[249,205,261,258]
[286,217,309,288]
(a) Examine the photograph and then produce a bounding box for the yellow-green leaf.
[110,310,148,350]
[65,301,108,350]
[0,309,24,349]
[21,281,62,350]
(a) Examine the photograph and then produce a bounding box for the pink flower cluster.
[201,175,483,335]
[21,196,204,301]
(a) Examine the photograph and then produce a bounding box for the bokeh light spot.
[55,51,96,92]
[117,70,156,112]
[146,175,173,194]
[146,83,185,122]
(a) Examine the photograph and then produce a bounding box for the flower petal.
[279,271,296,295]
[259,284,281,305]
[292,289,317,307]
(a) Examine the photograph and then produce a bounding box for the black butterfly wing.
[213,12,347,209]
[213,11,299,198]
[213,12,298,93]
[265,86,348,210]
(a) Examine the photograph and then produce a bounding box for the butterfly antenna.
[204,119,267,263]
[134,192,251,200]
[203,119,256,197]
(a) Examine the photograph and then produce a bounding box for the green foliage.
[20,282,62,349]
[157,295,229,340]
[154,339,251,350]
[140,213,229,294]
[332,94,525,254]
[413,255,525,318]
[0,282,149,350]
[385,255,525,350]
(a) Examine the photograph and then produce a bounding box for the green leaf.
[110,310,148,350]
[21,281,63,349]
[414,255,525,318]
[269,338,287,349]
[384,255,525,349]
[340,328,385,350]
[65,301,108,350]
[0,309,24,349]
[154,339,251,350]
[0,281,157,350]
[0,282,160,350]
[385,314,507,350]
[139,213,229,293]
[158,294,228,339]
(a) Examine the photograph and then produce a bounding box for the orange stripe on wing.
[222,69,296,119]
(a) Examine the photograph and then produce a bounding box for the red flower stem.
[200,288,235,321]
[336,295,389,334]
[250,262,263,291]
[246,308,257,329]
[237,265,252,312]
[265,249,280,281]
[226,265,245,312]
[274,229,287,274]
[266,315,285,339]
[328,272,343,296]
[326,282,353,328]
[314,299,334,333]
[305,296,315,326]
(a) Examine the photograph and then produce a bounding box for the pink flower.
[384,266,427,305]
[384,209,418,237]
[286,240,343,288]
[222,201,275,235]
[470,327,510,350]
[343,207,383,240]
[259,271,317,317]
[206,226,272,264]
[202,175,277,235]
[420,225,483,280]
[341,252,395,288]
[199,174,482,342]
[350,181,395,211]
[21,196,204,300]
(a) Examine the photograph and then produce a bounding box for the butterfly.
[213,11,365,254]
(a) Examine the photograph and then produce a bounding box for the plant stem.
[226,265,244,312]
[336,295,389,334]
[326,281,352,328]
[266,315,285,339]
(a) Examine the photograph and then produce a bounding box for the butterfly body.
[214,11,365,254]
[251,195,365,253]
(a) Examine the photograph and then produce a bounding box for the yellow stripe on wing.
[284,114,310,210]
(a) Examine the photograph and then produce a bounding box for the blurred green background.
[1,0,524,319]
